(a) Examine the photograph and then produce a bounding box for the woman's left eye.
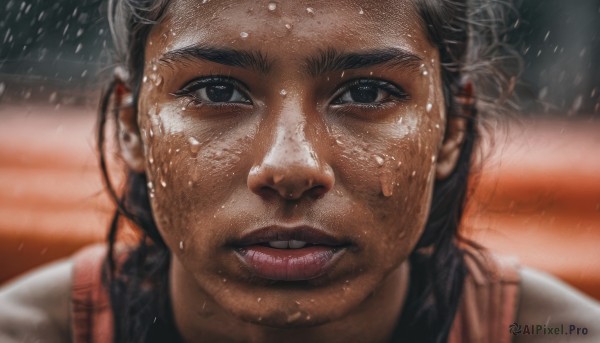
[332,79,408,105]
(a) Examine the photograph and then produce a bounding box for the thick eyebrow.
[158,44,272,74]
[304,48,423,76]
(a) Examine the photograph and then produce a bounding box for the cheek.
[334,112,440,262]
[138,105,254,250]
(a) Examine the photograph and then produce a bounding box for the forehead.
[149,0,433,60]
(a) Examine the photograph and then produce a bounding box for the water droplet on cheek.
[240,32,249,38]
[379,173,394,197]
[358,7,364,15]
[188,137,201,156]
[373,155,384,166]
[306,7,314,14]
[179,241,184,250]
[279,89,287,97]
[267,2,277,11]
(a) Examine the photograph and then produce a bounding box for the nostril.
[308,185,327,199]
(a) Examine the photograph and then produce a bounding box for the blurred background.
[1,0,599,300]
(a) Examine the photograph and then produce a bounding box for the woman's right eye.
[173,77,251,105]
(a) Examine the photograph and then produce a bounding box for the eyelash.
[331,79,410,107]
[172,76,252,108]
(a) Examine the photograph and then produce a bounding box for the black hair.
[98,1,519,342]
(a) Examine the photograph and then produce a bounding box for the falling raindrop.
[75,43,82,53]
[0,83,5,97]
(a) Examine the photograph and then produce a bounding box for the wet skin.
[122,0,459,342]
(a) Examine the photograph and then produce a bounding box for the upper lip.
[231,225,350,247]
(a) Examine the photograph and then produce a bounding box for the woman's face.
[133,0,450,327]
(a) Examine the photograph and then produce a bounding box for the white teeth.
[289,240,307,249]
[269,241,289,249]
[267,240,308,249]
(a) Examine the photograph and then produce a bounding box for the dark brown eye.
[349,84,379,103]
[332,79,408,105]
[205,84,235,102]
[173,76,251,104]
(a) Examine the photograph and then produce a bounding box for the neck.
[170,259,410,343]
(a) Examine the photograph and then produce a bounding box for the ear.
[113,74,145,173]
[435,81,474,180]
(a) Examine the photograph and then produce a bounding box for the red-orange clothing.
[71,244,520,343]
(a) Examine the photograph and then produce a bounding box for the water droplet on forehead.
[268,2,277,11]
[240,32,249,38]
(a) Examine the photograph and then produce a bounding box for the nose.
[247,113,334,201]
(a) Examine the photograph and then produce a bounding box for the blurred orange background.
[0,104,599,300]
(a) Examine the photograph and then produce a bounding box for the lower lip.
[235,245,346,281]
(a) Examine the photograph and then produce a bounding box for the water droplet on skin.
[154,75,163,87]
[149,128,154,138]
[431,155,436,163]
[147,181,154,190]
[143,76,148,83]
[268,2,277,11]
[358,7,364,15]
[306,7,314,14]
[411,170,416,177]
[257,297,262,303]
[273,174,285,184]
[188,137,201,155]
[426,103,433,112]
[179,241,184,250]
[374,155,384,166]
[160,178,167,188]
[306,315,311,320]
[340,71,345,78]
[287,311,303,323]
[222,278,227,283]
[280,89,287,97]
[240,32,249,38]
[285,23,292,30]
[380,173,394,197]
